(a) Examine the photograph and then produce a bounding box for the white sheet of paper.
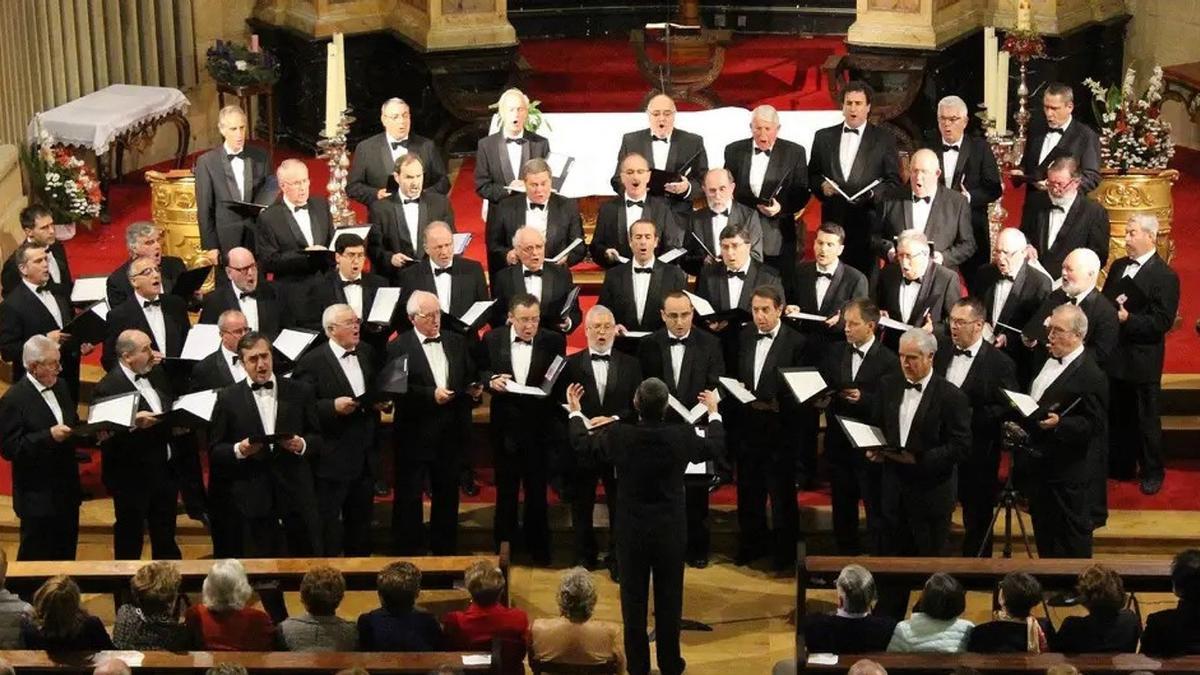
[453,232,472,255]
[836,417,888,449]
[274,328,318,361]
[505,382,549,397]
[457,300,496,327]
[685,461,708,475]
[849,178,882,202]
[172,389,218,422]
[547,152,571,176]
[1002,388,1041,417]
[668,395,707,424]
[616,254,630,265]
[462,654,492,666]
[89,391,138,426]
[548,238,583,264]
[786,310,828,323]
[330,225,370,247]
[659,247,687,264]
[368,287,401,323]
[90,299,110,320]
[70,276,107,303]
[782,370,828,403]
[622,331,652,339]
[807,654,838,666]
[179,323,221,361]
[718,376,755,404]
[982,322,995,342]
[1028,258,1054,282]
[878,316,911,332]
[684,290,716,317]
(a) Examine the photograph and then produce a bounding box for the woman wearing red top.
[442,560,529,675]
[184,559,278,651]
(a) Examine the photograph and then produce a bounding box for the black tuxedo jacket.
[735,322,809,405]
[589,195,681,267]
[398,256,489,323]
[1024,288,1119,368]
[0,376,81,519]
[198,281,288,339]
[386,330,476,461]
[478,327,565,437]
[348,132,449,206]
[820,338,901,455]
[102,293,191,370]
[562,349,642,420]
[491,264,582,333]
[487,193,585,275]
[92,365,175,493]
[1022,350,1108,483]
[872,373,971,493]
[611,128,709,215]
[189,348,240,393]
[925,133,1002,255]
[474,130,550,204]
[598,260,687,333]
[872,262,962,338]
[791,261,868,354]
[807,123,901,230]
[193,144,274,253]
[638,328,725,409]
[0,282,79,385]
[293,341,381,480]
[873,188,975,268]
[695,260,784,314]
[106,256,188,309]
[725,137,811,256]
[256,197,335,283]
[1,241,74,297]
[1021,194,1109,279]
[934,338,1018,447]
[366,191,456,283]
[209,377,324,519]
[974,262,1052,331]
[1102,254,1180,382]
[682,202,764,275]
[307,271,396,354]
[1016,118,1102,219]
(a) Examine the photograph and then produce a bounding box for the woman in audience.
[185,559,277,651]
[529,567,625,673]
[1141,548,1200,656]
[886,573,973,653]
[357,561,443,651]
[803,564,897,654]
[280,565,357,651]
[0,549,31,649]
[1052,564,1140,653]
[968,572,1054,653]
[113,561,191,650]
[21,575,114,650]
[442,560,529,675]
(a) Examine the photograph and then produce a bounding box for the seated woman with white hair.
[529,567,626,674]
[184,559,278,651]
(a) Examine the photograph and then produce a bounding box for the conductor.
[566,378,724,675]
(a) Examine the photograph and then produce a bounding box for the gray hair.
[900,328,938,356]
[21,335,59,371]
[424,220,454,239]
[1127,213,1159,238]
[205,665,249,675]
[202,559,253,612]
[406,290,439,318]
[704,167,735,185]
[1052,303,1089,339]
[585,304,614,325]
[114,330,147,359]
[847,659,888,675]
[512,226,545,249]
[836,564,877,614]
[217,105,246,129]
[750,104,780,125]
[498,87,530,109]
[1066,247,1101,275]
[557,566,598,622]
[126,255,158,279]
[124,221,157,253]
[996,227,1027,250]
[896,229,930,254]
[937,95,968,117]
[322,303,355,333]
[521,157,551,179]
[217,310,246,331]
[92,657,132,675]
[276,158,307,182]
[380,97,409,114]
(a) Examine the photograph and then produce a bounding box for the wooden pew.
[0,649,496,672]
[800,652,1200,673]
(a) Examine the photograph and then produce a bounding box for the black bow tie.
[669,337,687,347]
[633,267,653,274]
[625,199,644,208]
[402,198,420,205]
[250,380,274,391]
[590,353,611,362]
[390,140,408,150]
[134,373,147,381]
[852,348,866,359]
[523,269,543,278]
[232,355,240,365]
[912,195,930,204]
[293,203,309,212]
[712,209,730,218]
[226,152,244,161]
[652,135,669,143]
[341,279,361,287]
[999,274,1014,283]
[1067,296,1080,305]
[816,272,833,280]
[902,277,921,286]
[1127,258,1141,266]
[843,127,860,135]
[1050,355,1065,364]
[1048,204,1065,212]
[754,147,771,156]
[423,337,442,345]
[513,337,532,346]
[943,144,959,153]
[528,203,545,211]
[433,266,452,275]
[1046,127,1064,135]
[342,349,357,358]
[35,283,51,294]
[506,137,526,145]
[239,290,257,300]
[142,299,161,308]
[757,332,774,341]
[953,348,973,359]
[905,381,923,392]
[726,269,746,280]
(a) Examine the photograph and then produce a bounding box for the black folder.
[64,303,108,345]
[559,286,581,319]
[223,200,269,219]
[170,265,213,299]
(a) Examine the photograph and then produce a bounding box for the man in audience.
[103,255,191,370]
[934,298,1018,557]
[357,561,444,651]
[694,224,784,365]
[93,659,132,675]
[873,148,975,269]
[0,336,82,560]
[805,564,897,653]
[367,153,456,285]
[808,80,900,273]
[0,549,31,647]
[530,567,626,672]
[1,205,73,296]
[973,227,1051,384]
[1103,213,1179,496]
[442,560,530,675]
[925,95,1003,286]
[591,152,680,267]
[1024,247,1119,369]
[491,227,581,334]
[400,221,489,329]
[1140,548,1200,656]
[309,233,394,358]
[1013,82,1102,224]
[725,104,812,288]
[599,219,687,341]
[873,230,962,348]
[106,221,188,309]
[199,247,287,338]
[488,157,585,278]
[682,168,763,275]
[349,97,449,207]
[257,159,334,289]
[475,88,549,207]
[194,105,274,261]
[776,658,888,675]
[612,93,708,219]
[1021,156,1108,280]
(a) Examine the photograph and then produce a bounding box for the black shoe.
[1140,475,1164,495]
[373,480,390,497]
[460,476,480,497]
[687,556,709,569]
[606,556,620,583]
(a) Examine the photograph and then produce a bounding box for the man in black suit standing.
[870,328,971,558]
[1024,247,1119,368]
[726,104,811,288]
[1103,214,1180,496]
[731,285,809,569]
[638,291,725,568]
[194,105,274,262]
[198,247,287,338]
[1012,83,1102,225]
[348,97,449,207]
[256,159,334,289]
[934,298,1018,557]
[819,298,900,555]
[479,293,567,565]
[611,93,708,219]
[566,377,724,675]
[1,205,73,297]
[695,223,783,329]
[387,292,482,555]
[491,227,581,334]
[0,336,82,560]
[682,168,764,275]
[1021,156,1109,279]
[102,255,191,370]
[293,304,383,556]
[366,153,456,285]
[791,223,869,362]
[487,158,585,278]
[191,310,250,392]
[973,228,1051,383]
[808,81,901,274]
[591,153,681,267]
[93,329,182,560]
[927,95,1003,286]
[209,331,325,557]
[561,305,642,578]
[475,88,549,207]
[106,221,189,309]
[599,219,687,340]
[873,148,975,269]
[399,220,489,331]
[1021,303,1108,558]
[873,230,962,348]
[308,233,395,358]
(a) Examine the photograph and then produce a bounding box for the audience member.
[21,575,114,650]
[1141,549,1200,656]
[93,658,132,675]
[886,573,973,653]
[1052,564,1140,653]
[1044,665,1080,675]
[967,572,1053,653]
[185,559,278,651]
[280,565,358,652]
[804,564,897,654]
[847,659,888,675]
[205,666,249,675]
[530,567,626,673]
[0,549,31,648]
[357,561,443,652]
[442,560,529,675]
[113,561,191,650]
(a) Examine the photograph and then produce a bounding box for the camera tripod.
[977,460,1036,559]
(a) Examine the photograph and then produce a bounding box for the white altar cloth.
[29,84,190,155]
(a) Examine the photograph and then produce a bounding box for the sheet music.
[1027,258,1054,283]
[785,310,828,323]
[368,287,401,323]
[179,323,221,361]
[462,655,492,666]
[622,331,652,339]
[685,461,708,475]
[274,328,318,361]
[683,290,716,317]
[89,391,138,427]
[615,254,630,265]
[90,299,110,320]
[718,376,755,404]
[1002,389,1041,418]
[659,247,687,264]
[329,225,370,247]
[453,232,472,255]
[782,369,829,404]
[688,231,716,260]
[668,395,707,423]
[70,276,107,304]
[172,389,218,422]
[807,654,839,666]
[548,238,583,265]
[505,381,549,397]
[982,323,995,342]
[457,300,496,327]
[547,152,571,177]
[878,316,911,332]
[836,417,888,449]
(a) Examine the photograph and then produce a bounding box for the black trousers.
[570,462,617,564]
[736,413,799,562]
[206,475,243,559]
[828,442,884,555]
[240,510,321,558]
[18,510,79,561]
[959,217,992,291]
[393,452,460,555]
[764,237,797,300]
[618,524,687,675]
[879,476,954,557]
[1029,478,1093,558]
[1109,378,1164,480]
[318,473,375,556]
[112,480,181,560]
[959,443,1001,557]
[684,483,710,560]
[494,433,550,558]
[169,433,208,518]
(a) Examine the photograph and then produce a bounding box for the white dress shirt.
[945,336,983,388]
[941,137,961,189]
[1030,343,1085,402]
[521,265,544,299]
[504,134,524,183]
[752,322,780,389]
[402,198,420,246]
[31,375,64,425]
[221,345,247,383]
[726,260,750,309]
[136,292,168,352]
[329,341,366,397]
[631,258,655,323]
[120,362,163,413]
[749,145,771,197]
[651,133,670,170]
[991,265,1021,323]
[815,261,838,310]
[431,259,453,312]
[339,273,364,318]
[23,278,62,328]
[1122,249,1155,279]
[1038,117,1072,164]
[911,188,936,234]
[283,197,315,247]
[839,123,864,181]
[225,143,246,199]
[623,192,645,235]
[669,331,688,387]
[899,370,933,448]
[420,333,449,390]
[589,349,612,405]
[525,200,549,237]
[898,274,922,323]
[1047,191,1076,251]
[236,289,260,332]
[386,133,409,163]
[709,208,729,254]
[849,336,873,380]
[510,327,532,385]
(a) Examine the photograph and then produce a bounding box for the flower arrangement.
[1083,66,1174,172]
[19,130,103,226]
[206,40,280,87]
[1001,29,1046,61]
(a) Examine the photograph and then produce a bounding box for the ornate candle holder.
[1000,29,1046,158]
[979,112,1021,253]
[317,109,356,228]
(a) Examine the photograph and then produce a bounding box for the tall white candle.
[983,27,997,124]
[325,42,339,137]
[996,50,1011,135]
[333,33,347,119]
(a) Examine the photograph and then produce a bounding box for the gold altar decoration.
[1089,168,1179,284]
[144,169,216,294]
[252,0,516,50]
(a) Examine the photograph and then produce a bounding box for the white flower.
[235,60,248,71]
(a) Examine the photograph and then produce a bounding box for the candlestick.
[996,51,1010,135]
[983,27,997,122]
[250,34,260,53]
[333,32,347,117]
[324,42,339,137]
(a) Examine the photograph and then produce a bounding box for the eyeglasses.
[895,250,928,261]
[131,266,161,278]
[228,262,257,273]
[936,115,965,123]
[949,317,981,327]
[334,318,362,327]
[382,112,410,120]
[220,326,248,336]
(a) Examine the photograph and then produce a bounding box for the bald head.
[646,94,677,136]
[225,247,258,292]
[909,148,941,197]
[93,658,132,675]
